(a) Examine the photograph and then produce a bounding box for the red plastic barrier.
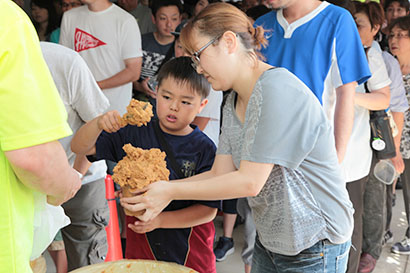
[104,175,123,261]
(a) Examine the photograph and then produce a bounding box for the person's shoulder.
[0,1,27,23]
[317,2,354,27]
[64,5,88,17]
[254,10,276,25]
[111,4,137,21]
[184,126,216,151]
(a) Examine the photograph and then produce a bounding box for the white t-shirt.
[59,4,142,115]
[40,42,110,185]
[340,45,391,182]
[196,88,223,146]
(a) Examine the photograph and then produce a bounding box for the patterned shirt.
[400,74,410,159]
[217,68,353,255]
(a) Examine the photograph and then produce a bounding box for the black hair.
[327,0,356,15]
[157,57,210,99]
[388,15,410,35]
[31,0,60,37]
[151,0,183,17]
[246,5,271,21]
[384,0,410,12]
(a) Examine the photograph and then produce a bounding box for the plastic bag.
[30,192,70,260]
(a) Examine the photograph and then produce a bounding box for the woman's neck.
[232,60,272,104]
[153,32,175,45]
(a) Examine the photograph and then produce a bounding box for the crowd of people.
[1,0,410,273]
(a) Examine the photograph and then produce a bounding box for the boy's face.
[156,77,208,136]
[153,6,181,38]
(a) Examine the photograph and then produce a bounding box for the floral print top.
[400,74,410,159]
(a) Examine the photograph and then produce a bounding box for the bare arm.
[354,85,390,110]
[73,154,92,176]
[121,158,273,222]
[192,117,211,131]
[5,141,81,206]
[391,111,405,175]
[98,57,142,90]
[71,110,124,156]
[334,82,356,163]
[128,204,217,234]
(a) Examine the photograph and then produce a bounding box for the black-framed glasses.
[191,35,221,70]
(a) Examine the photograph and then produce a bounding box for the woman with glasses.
[121,3,354,272]
[388,15,410,255]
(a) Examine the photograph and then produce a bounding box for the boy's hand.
[97,110,125,133]
[128,215,161,234]
[120,181,172,222]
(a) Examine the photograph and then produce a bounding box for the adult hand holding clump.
[112,144,170,216]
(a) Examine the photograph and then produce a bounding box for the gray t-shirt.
[217,68,354,255]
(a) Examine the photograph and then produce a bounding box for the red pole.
[104,175,123,261]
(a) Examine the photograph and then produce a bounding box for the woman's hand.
[120,180,173,222]
[128,216,161,234]
[97,110,125,133]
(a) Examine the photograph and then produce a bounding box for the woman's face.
[194,0,209,16]
[354,12,379,47]
[386,1,409,24]
[190,31,234,91]
[31,3,49,24]
[388,26,410,58]
[62,0,82,13]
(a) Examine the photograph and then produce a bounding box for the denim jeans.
[251,236,351,273]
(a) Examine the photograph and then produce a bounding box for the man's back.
[59,4,142,114]
[0,2,73,272]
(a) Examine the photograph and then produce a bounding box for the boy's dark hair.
[157,57,210,99]
[384,0,410,12]
[388,15,410,35]
[151,0,183,17]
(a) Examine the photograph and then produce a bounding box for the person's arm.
[97,57,142,90]
[121,159,273,222]
[5,141,81,206]
[128,204,217,233]
[133,77,157,99]
[73,154,92,176]
[71,110,124,155]
[334,81,357,163]
[354,86,390,110]
[391,111,405,177]
[192,117,211,131]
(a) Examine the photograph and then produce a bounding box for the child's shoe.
[214,236,234,261]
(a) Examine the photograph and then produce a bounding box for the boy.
[71,57,219,273]
[133,0,182,99]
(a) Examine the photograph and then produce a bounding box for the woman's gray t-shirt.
[217,68,354,255]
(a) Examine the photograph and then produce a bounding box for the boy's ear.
[197,98,209,114]
[151,14,156,25]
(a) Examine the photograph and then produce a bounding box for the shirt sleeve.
[59,13,71,49]
[367,47,391,91]
[382,51,409,113]
[70,53,110,121]
[216,93,234,156]
[332,10,371,87]
[196,88,223,120]
[120,17,143,60]
[241,69,327,169]
[0,16,72,151]
[95,129,128,162]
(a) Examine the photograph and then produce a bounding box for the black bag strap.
[153,118,185,178]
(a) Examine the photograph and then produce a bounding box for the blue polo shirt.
[255,1,370,104]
